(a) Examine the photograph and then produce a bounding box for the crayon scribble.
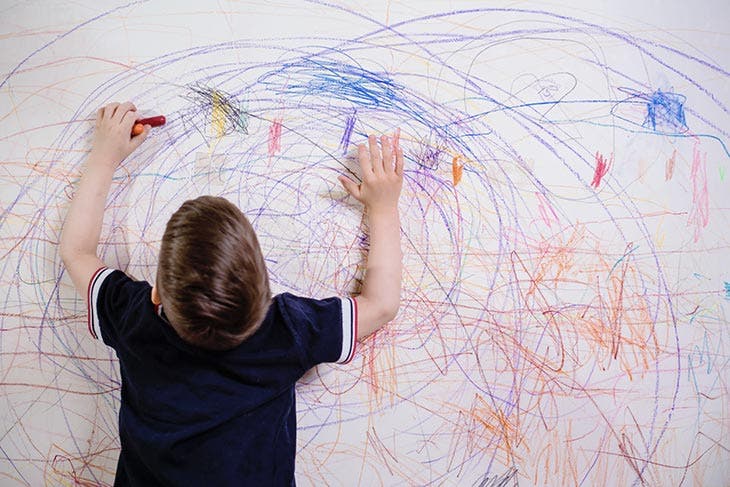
[268,117,283,156]
[264,59,402,109]
[184,84,249,138]
[666,149,676,181]
[340,110,357,155]
[591,151,612,188]
[643,89,688,133]
[688,142,709,242]
[452,155,463,186]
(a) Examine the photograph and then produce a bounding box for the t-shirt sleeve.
[277,293,358,368]
[87,266,147,347]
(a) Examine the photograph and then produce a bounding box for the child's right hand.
[339,133,404,214]
[90,102,149,168]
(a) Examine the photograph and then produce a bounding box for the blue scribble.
[724,281,730,300]
[260,59,401,108]
[339,110,357,155]
[643,89,687,132]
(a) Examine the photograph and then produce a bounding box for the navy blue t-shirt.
[87,267,357,486]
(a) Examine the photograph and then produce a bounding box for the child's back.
[94,267,354,484]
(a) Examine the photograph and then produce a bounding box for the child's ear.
[151,286,161,305]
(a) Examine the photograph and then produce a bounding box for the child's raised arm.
[60,102,150,299]
[339,134,404,339]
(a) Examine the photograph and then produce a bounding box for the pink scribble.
[268,118,283,156]
[665,149,676,181]
[591,151,612,188]
[688,142,709,242]
[535,191,559,228]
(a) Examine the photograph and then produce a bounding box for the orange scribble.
[452,155,463,186]
[465,394,526,465]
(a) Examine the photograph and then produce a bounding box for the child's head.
[155,196,270,351]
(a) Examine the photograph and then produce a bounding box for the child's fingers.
[395,145,404,176]
[368,134,382,174]
[358,144,372,176]
[113,102,136,122]
[121,110,138,130]
[380,135,393,173]
[338,175,361,199]
[102,102,120,120]
[95,107,104,127]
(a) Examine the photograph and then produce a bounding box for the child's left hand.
[90,102,149,167]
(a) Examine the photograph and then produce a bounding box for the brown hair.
[157,196,270,350]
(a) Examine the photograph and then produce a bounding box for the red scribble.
[688,142,709,242]
[268,117,282,156]
[591,151,613,188]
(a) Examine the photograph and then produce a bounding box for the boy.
[59,102,403,485]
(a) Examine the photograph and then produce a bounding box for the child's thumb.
[338,176,360,199]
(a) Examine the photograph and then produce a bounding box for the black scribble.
[474,467,518,487]
[182,83,249,137]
